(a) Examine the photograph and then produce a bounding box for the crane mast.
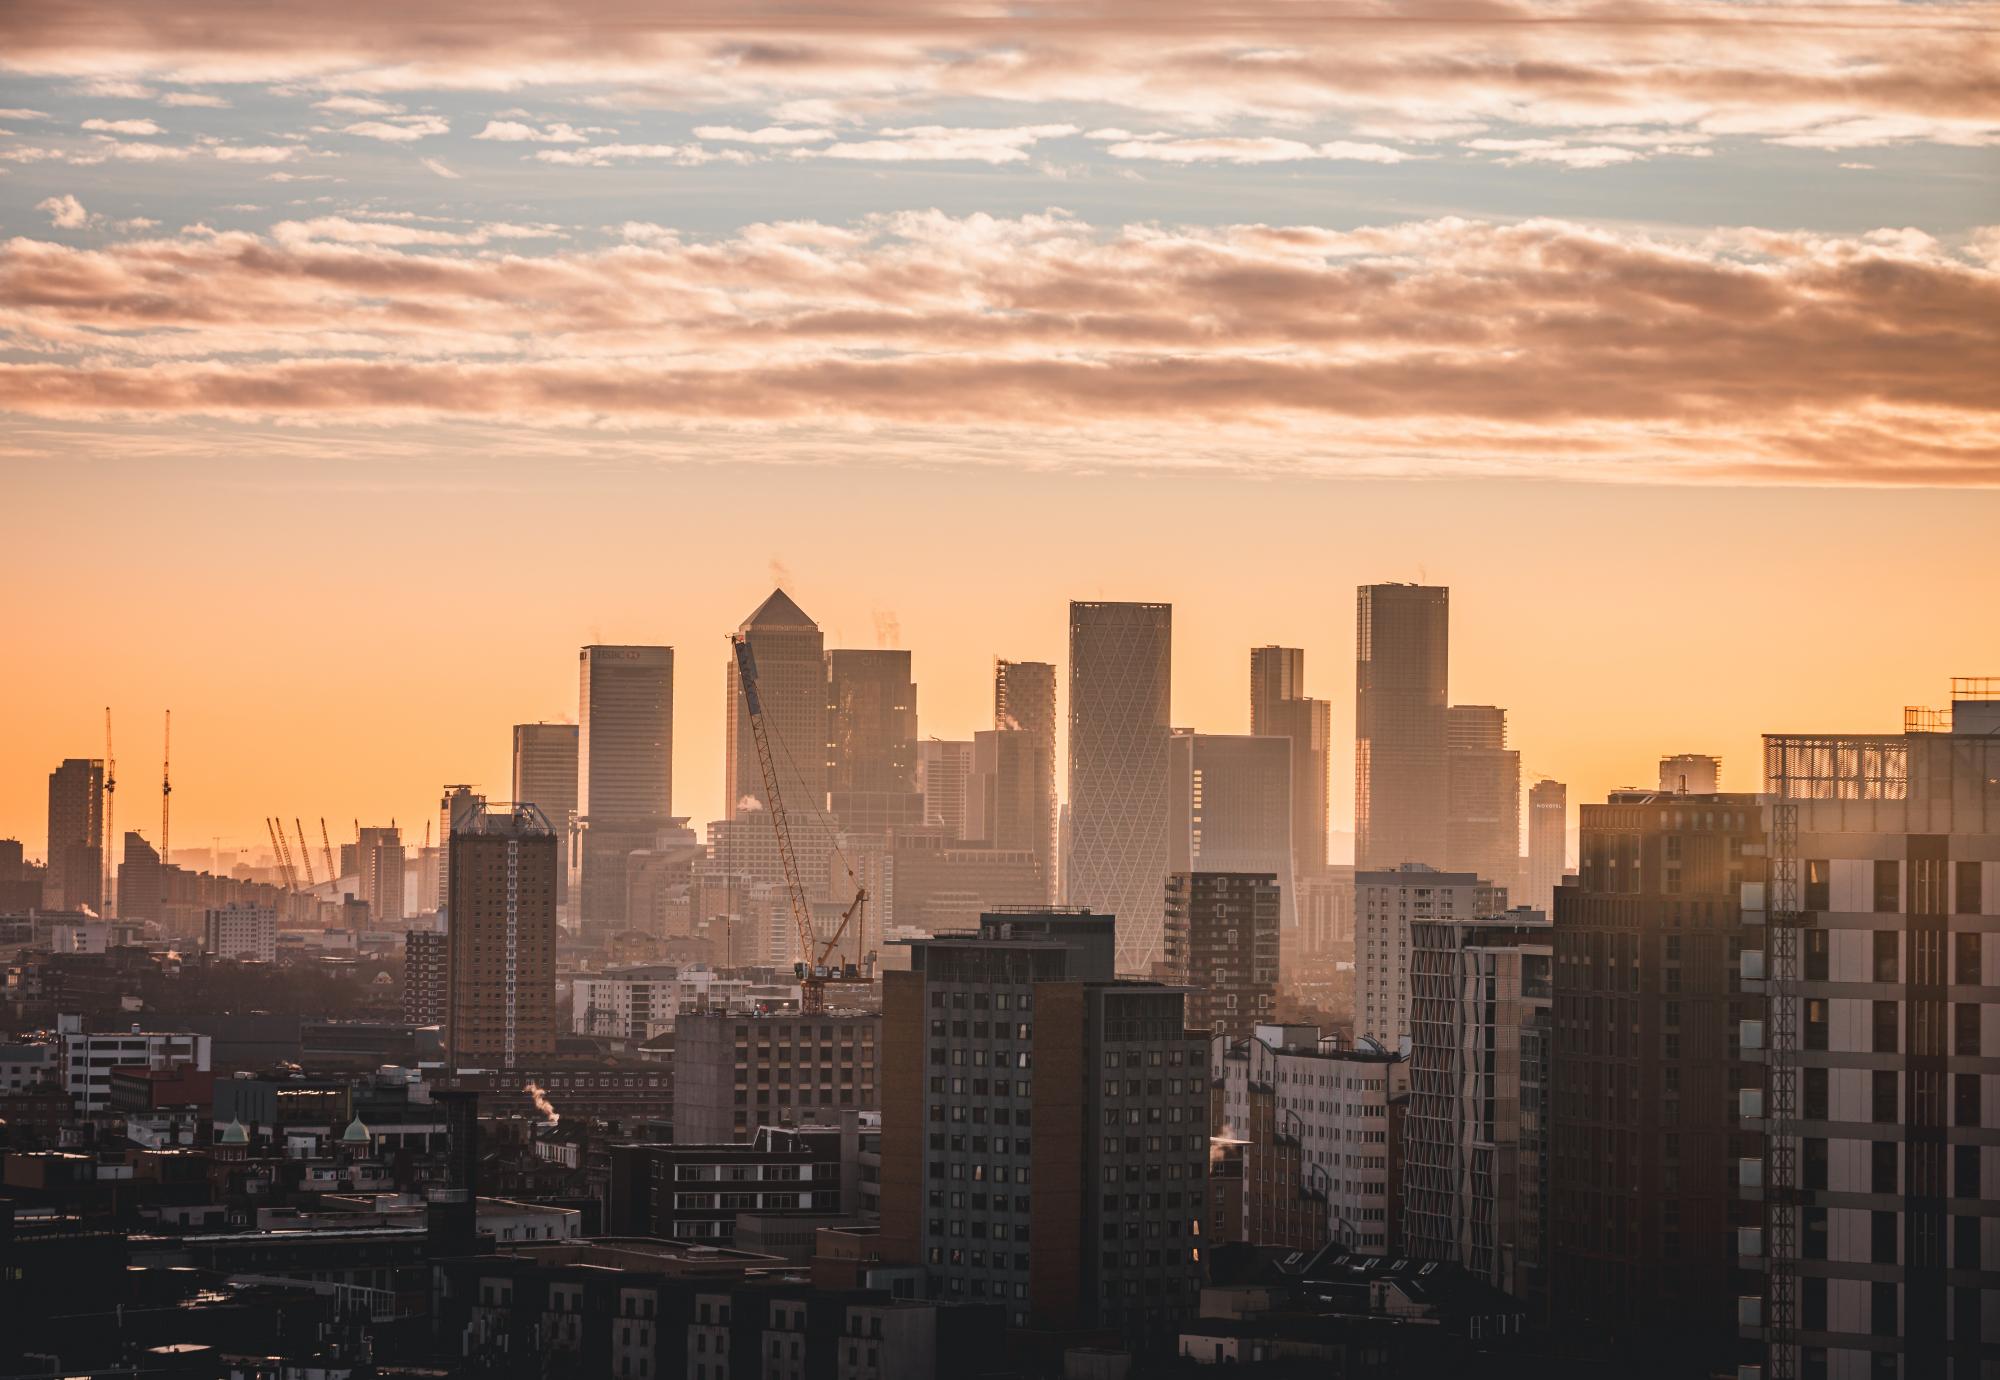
[103,709,116,917]
[731,635,865,1014]
[295,818,317,888]
[160,709,171,871]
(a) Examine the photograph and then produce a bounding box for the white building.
[56,1012,212,1114]
[571,966,758,1040]
[0,1043,54,1093]
[204,902,277,963]
[1215,1023,1408,1254]
[1357,863,1507,1048]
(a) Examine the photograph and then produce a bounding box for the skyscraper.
[994,659,1058,899]
[436,783,483,914]
[1356,862,1506,1047]
[825,648,922,833]
[724,591,825,819]
[967,729,1040,859]
[45,757,104,914]
[1526,779,1567,915]
[445,802,559,1069]
[1168,731,1295,930]
[1446,704,1522,897]
[512,723,578,911]
[1355,584,1449,871]
[1067,601,1173,975]
[578,643,673,926]
[358,825,406,925]
[1163,871,1280,1042]
[1250,646,1333,882]
[917,739,976,838]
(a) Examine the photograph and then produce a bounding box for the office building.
[117,830,162,926]
[404,929,447,1026]
[1526,779,1567,916]
[1659,753,1721,795]
[673,1009,882,1143]
[1446,705,1522,898]
[1744,681,2000,1380]
[1169,731,1295,930]
[827,649,923,833]
[1215,1023,1408,1254]
[1404,909,1552,1301]
[1250,645,1333,881]
[202,902,276,964]
[1357,864,1507,1048]
[1067,601,1174,974]
[444,803,559,1069]
[1163,871,1279,1042]
[917,739,975,839]
[572,964,757,1041]
[994,659,1059,900]
[357,825,406,926]
[579,644,674,926]
[1549,789,1764,1375]
[437,784,484,914]
[609,1127,845,1243]
[1355,584,1449,872]
[967,729,1040,854]
[45,757,104,914]
[512,722,579,911]
[881,910,1208,1340]
[55,1012,211,1115]
[725,590,824,819]
[859,828,1046,937]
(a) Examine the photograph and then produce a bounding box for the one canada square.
[1066,600,1172,974]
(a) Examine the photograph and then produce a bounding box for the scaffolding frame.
[1763,797,1800,1380]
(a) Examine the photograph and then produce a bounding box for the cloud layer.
[1,0,1995,150]
[1,211,1994,483]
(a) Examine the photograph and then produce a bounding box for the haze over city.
[1,3,1995,1378]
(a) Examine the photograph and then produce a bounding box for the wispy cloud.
[802,125,1077,164]
[35,193,92,228]
[421,156,462,179]
[474,119,591,144]
[1094,133,1421,164]
[159,91,231,108]
[341,115,449,142]
[82,116,164,135]
[2,211,1992,485]
[695,125,835,145]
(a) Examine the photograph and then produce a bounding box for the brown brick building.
[445,803,559,1069]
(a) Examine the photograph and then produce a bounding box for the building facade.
[404,929,447,1026]
[1355,584,1449,873]
[1526,779,1567,917]
[56,1012,211,1114]
[673,1009,882,1144]
[1163,871,1279,1042]
[45,757,105,915]
[1250,645,1333,885]
[994,659,1058,901]
[1067,602,1174,975]
[1357,864,1507,1049]
[1169,731,1295,931]
[579,644,674,927]
[826,649,922,835]
[444,803,559,1069]
[1446,705,1522,900]
[512,722,579,913]
[725,591,824,821]
[202,902,276,963]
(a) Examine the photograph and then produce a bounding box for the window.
[1802,1205,1827,1260]
[1957,1003,1981,1056]
[1955,1073,1981,1127]
[1805,861,1831,912]
[1956,1213,1981,1270]
[1873,860,1900,913]
[1803,1137,1828,1191]
[1871,1141,1897,1195]
[1871,1282,1897,1337]
[1802,1277,1827,1331]
[1805,1000,1829,1052]
[1873,1070,1899,1123]
[1957,860,1982,915]
[1805,930,1829,982]
[1872,1001,1899,1054]
[1871,1210,1897,1264]
[1873,931,1899,983]
[1956,932,1982,986]
[1957,1143,1981,1198]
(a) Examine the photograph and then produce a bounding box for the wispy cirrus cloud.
[801,124,1077,163]
[695,125,836,145]
[1,210,1992,485]
[1090,131,1422,164]
[474,119,594,144]
[81,116,163,135]
[340,114,448,142]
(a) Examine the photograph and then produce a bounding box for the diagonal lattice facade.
[1066,601,1172,974]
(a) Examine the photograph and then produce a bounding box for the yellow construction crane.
[731,634,865,1015]
[103,709,116,915]
[294,818,316,889]
[160,709,171,871]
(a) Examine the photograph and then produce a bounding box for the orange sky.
[4,455,1993,869]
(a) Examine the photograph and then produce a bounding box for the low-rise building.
[673,1010,881,1144]
[56,1013,212,1115]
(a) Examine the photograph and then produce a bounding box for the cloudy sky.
[2,1,1996,856]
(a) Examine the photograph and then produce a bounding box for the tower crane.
[295,818,317,888]
[160,710,171,871]
[731,634,865,1015]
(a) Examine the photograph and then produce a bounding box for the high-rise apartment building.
[1168,732,1295,930]
[881,910,1207,1341]
[1357,863,1507,1048]
[579,644,674,927]
[1658,753,1721,795]
[404,929,447,1026]
[1067,601,1174,975]
[826,649,923,834]
[725,591,824,819]
[1250,645,1333,881]
[1549,789,1764,1376]
[1355,584,1449,872]
[444,803,559,1069]
[1447,704,1522,898]
[672,1009,881,1144]
[437,784,485,914]
[1526,779,1567,916]
[45,757,104,914]
[917,739,976,840]
[1744,682,2000,1380]
[512,723,579,911]
[118,831,162,925]
[994,659,1058,901]
[202,902,276,964]
[1163,871,1279,1042]
[357,825,406,926]
[1215,1024,1408,1254]
[1404,910,1552,1302]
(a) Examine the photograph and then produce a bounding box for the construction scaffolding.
[1762,796,1800,1380]
[1762,734,1908,802]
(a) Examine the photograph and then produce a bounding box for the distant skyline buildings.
[1168,731,1296,932]
[825,647,921,834]
[994,658,1058,900]
[1066,600,1173,975]
[45,757,104,915]
[1250,644,1333,885]
[1355,583,1450,872]
[1526,779,1567,916]
[724,590,824,822]
[1445,704,1522,897]
[511,722,578,910]
[578,642,673,927]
